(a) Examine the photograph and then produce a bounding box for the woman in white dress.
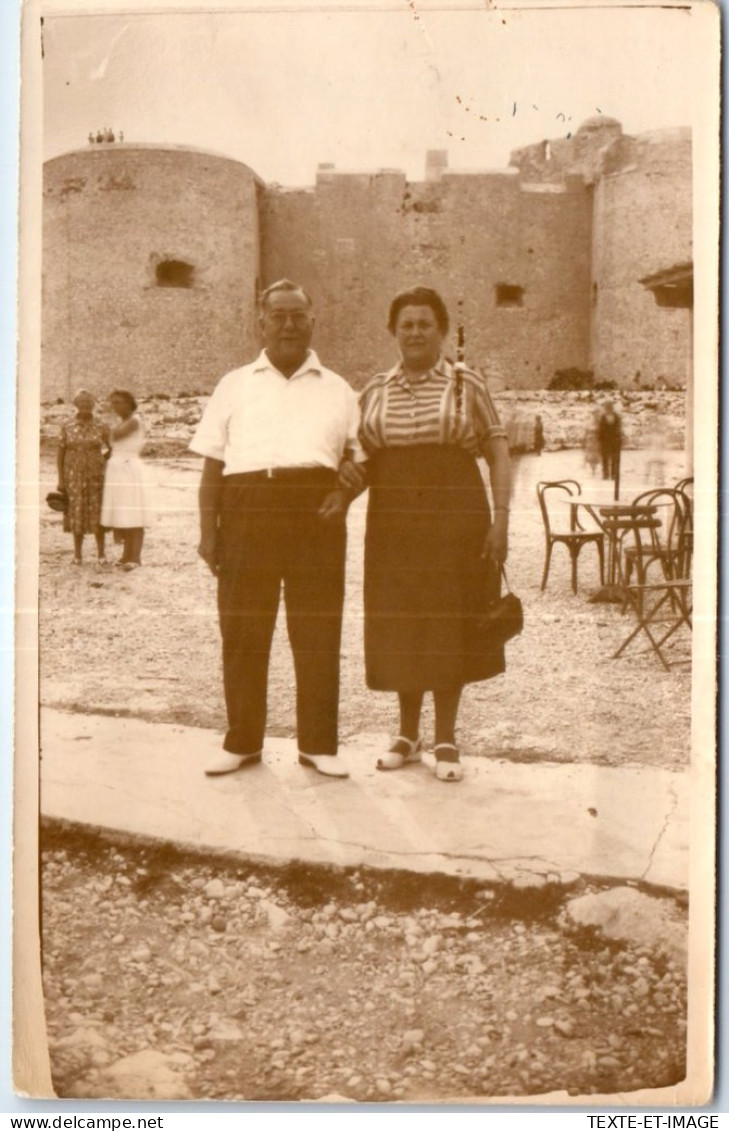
[101,389,153,570]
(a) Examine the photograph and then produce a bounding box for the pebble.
[42,843,689,1103]
[261,900,293,932]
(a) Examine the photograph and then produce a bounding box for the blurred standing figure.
[644,415,668,485]
[533,414,545,456]
[56,389,109,566]
[598,401,622,480]
[101,389,154,570]
[583,408,601,475]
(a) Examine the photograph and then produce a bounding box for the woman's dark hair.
[387,287,450,335]
[111,388,137,411]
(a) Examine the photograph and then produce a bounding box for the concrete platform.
[39,707,688,891]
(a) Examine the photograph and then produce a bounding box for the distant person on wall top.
[101,389,154,570]
[56,389,110,567]
[190,279,364,780]
[598,400,622,480]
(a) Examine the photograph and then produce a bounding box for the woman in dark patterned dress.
[56,389,110,565]
[343,287,511,783]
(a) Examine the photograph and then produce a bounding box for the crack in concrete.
[272,834,564,877]
[641,781,680,882]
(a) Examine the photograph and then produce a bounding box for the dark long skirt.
[364,444,506,692]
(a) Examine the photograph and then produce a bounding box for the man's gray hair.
[259,279,313,311]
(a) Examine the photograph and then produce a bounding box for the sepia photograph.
[15,0,719,1107]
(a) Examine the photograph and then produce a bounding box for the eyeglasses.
[264,312,312,327]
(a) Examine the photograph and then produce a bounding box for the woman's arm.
[56,430,66,489]
[198,457,224,574]
[483,435,511,565]
[110,415,140,441]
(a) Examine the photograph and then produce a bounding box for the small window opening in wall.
[156,259,195,288]
[495,284,524,307]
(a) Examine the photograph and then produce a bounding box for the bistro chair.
[621,487,688,588]
[614,484,693,670]
[537,480,605,594]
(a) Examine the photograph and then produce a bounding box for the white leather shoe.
[298,753,349,778]
[377,736,423,772]
[434,744,463,782]
[204,751,262,776]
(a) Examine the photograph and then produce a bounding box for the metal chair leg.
[541,543,553,591]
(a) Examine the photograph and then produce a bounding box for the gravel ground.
[41,829,687,1103]
[39,443,691,770]
[38,399,692,1103]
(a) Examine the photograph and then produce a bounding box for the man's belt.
[231,466,335,482]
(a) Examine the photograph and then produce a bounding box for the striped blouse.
[359,358,507,458]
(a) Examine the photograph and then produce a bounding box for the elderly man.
[190,280,362,778]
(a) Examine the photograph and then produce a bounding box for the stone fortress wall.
[42,146,262,402]
[41,118,692,401]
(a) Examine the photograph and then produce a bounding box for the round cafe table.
[564,498,660,603]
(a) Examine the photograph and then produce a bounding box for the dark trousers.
[217,470,346,757]
[601,446,619,479]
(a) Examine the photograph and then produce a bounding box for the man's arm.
[198,457,224,574]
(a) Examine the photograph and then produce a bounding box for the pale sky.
[40,0,704,186]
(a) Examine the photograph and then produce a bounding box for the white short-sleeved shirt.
[189,350,364,475]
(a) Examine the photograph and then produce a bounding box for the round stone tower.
[42,144,263,402]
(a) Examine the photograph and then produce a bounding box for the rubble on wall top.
[442,166,518,178]
[576,115,623,134]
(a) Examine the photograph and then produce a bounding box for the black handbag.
[478,567,524,644]
[46,489,68,514]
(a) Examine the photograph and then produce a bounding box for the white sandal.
[376,736,423,772]
[434,744,463,783]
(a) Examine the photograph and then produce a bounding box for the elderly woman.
[56,389,109,566]
[346,287,511,782]
[101,389,153,570]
